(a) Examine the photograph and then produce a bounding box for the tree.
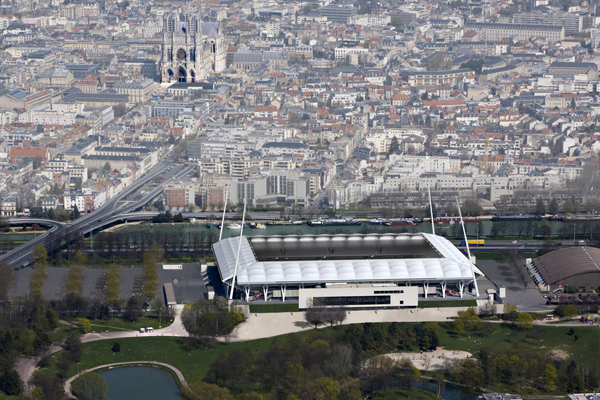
[174,213,184,223]
[549,197,559,214]
[102,162,112,172]
[453,318,464,333]
[181,382,233,400]
[452,358,484,389]
[111,342,120,352]
[390,18,403,29]
[459,59,485,74]
[535,197,546,216]
[0,261,14,299]
[71,205,81,220]
[181,299,245,339]
[65,331,83,362]
[151,297,167,325]
[516,312,534,330]
[71,372,108,400]
[503,304,519,324]
[388,136,399,155]
[0,366,23,396]
[76,317,91,333]
[31,244,47,267]
[307,377,340,400]
[544,364,557,391]
[562,304,578,318]
[304,301,326,329]
[462,199,482,216]
[72,251,87,267]
[123,296,143,322]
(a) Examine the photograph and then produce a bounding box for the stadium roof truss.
[213,233,483,292]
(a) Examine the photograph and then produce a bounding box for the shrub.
[111,342,120,352]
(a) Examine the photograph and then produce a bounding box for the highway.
[1,160,195,267]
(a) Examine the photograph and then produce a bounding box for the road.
[1,161,195,267]
[15,312,189,391]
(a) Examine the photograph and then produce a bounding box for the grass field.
[249,303,299,313]
[418,300,477,308]
[41,321,600,391]
[436,322,599,365]
[87,317,173,332]
[49,336,276,384]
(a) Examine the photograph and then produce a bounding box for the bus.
[460,240,485,246]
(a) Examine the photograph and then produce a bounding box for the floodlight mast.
[219,182,230,241]
[428,184,435,235]
[457,197,480,297]
[229,197,247,300]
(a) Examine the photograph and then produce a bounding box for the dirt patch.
[550,349,569,360]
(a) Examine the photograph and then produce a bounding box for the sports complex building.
[213,232,484,309]
[531,246,600,291]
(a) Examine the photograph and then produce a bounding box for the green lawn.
[0,393,19,400]
[436,322,599,365]
[87,317,173,332]
[418,300,477,308]
[41,321,600,391]
[249,303,299,313]
[49,336,276,384]
[372,388,439,400]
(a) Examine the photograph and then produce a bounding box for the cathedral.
[161,12,226,83]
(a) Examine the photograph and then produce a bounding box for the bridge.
[0,160,195,267]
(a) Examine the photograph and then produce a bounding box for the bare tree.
[0,261,15,299]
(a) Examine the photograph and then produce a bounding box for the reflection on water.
[118,219,567,240]
[100,366,181,400]
[417,380,479,400]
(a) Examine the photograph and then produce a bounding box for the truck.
[460,240,485,246]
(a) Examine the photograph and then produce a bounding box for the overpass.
[1,161,195,268]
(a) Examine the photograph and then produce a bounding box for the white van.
[146,327,154,333]
[139,328,145,333]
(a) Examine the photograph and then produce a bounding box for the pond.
[99,366,181,400]
[417,380,479,400]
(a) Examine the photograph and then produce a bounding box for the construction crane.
[484,133,498,175]
[484,133,490,175]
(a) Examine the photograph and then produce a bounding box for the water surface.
[100,366,181,400]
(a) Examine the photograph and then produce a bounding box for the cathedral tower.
[161,12,226,83]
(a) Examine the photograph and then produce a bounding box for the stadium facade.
[213,232,483,309]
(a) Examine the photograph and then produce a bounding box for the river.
[115,219,577,241]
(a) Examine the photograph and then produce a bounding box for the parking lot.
[9,262,205,305]
[476,259,549,312]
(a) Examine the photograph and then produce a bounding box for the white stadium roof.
[213,233,483,286]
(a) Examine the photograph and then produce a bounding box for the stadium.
[213,232,484,309]
[531,246,600,291]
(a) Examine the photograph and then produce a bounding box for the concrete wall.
[298,285,419,309]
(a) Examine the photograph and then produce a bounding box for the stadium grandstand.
[531,246,600,291]
[213,232,484,309]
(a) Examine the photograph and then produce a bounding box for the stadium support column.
[263,286,268,302]
[229,197,247,300]
[245,286,250,301]
[458,281,464,298]
[423,282,429,299]
[441,282,446,298]
[281,286,286,302]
